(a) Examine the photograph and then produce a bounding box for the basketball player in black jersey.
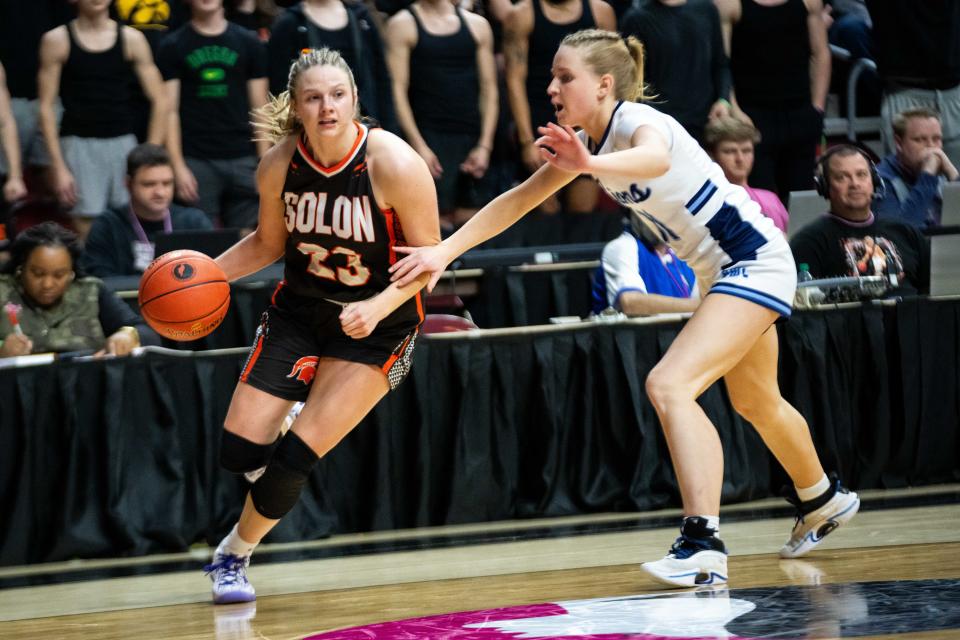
[203,48,440,604]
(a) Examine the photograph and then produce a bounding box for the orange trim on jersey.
[296,122,367,177]
[381,353,399,375]
[414,291,424,322]
[271,280,286,306]
[240,332,265,383]
[383,206,398,264]
[381,334,412,374]
[381,207,422,320]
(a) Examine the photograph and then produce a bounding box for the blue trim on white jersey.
[710,282,793,317]
[705,203,768,267]
[589,101,625,154]
[685,179,718,215]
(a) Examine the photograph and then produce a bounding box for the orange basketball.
[138,250,230,341]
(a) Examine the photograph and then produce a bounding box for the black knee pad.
[250,432,319,520]
[220,430,280,474]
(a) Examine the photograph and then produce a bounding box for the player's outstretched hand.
[535,123,591,174]
[389,244,453,292]
[340,298,386,340]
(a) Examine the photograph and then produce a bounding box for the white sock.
[796,474,830,503]
[684,514,720,536]
[216,524,258,558]
[702,515,720,535]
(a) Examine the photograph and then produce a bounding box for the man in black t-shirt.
[157,0,268,230]
[790,145,930,297]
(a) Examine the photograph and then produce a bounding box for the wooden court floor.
[1,486,958,639]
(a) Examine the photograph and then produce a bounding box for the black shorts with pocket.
[239,285,420,401]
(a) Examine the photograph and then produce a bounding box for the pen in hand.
[4,302,23,335]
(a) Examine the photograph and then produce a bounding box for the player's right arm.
[215,137,295,281]
[389,161,577,290]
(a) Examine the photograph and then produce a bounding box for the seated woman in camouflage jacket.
[0,222,157,357]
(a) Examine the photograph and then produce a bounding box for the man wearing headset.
[789,144,930,296]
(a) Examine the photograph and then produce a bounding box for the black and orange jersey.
[280,122,422,326]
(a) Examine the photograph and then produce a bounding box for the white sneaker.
[205,552,256,604]
[641,535,729,588]
[780,481,860,559]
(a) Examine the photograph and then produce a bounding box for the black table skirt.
[1,298,957,565]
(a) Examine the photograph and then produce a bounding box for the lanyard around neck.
[659,249,691,298]
[127,207,172,244]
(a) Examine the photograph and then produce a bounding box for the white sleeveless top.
[580,101,782,279]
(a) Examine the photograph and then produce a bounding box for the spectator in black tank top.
[0,1,71,196]
[386,0,498,226]
[111,0,191,142]
[716,0,831,204]
[226,0,281,40]
[620,0,730,144]
[157,0,269,231]
[503,0,614,215]
[268,1,396,133]
[38,0,168,243]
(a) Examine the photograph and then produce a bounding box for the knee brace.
[250,432,319,520]
[220,430,280,474]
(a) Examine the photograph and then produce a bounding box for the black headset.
[813,144,884,199]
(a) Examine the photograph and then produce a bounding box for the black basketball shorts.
[239,286,420,401]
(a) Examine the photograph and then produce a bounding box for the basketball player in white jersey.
[390,29,859,588]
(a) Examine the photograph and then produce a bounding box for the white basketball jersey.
[581,101,782,278]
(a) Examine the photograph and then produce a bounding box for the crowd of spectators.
[0,0,957,345]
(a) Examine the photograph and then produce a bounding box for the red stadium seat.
[421,314,479,334]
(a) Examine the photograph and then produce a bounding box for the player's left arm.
[125,26,168,145]
[338,130,441,339]
[537,122,671,181]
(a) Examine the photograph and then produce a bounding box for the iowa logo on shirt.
[115,0,171,29]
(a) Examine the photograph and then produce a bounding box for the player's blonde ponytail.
[560,29,651,102]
